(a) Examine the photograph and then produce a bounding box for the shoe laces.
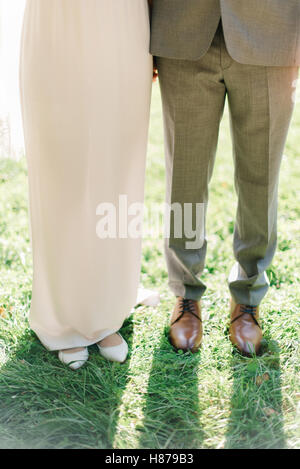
[231,304,260,327]
[171,298,201,325]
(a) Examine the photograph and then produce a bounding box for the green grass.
[0,84,299,449]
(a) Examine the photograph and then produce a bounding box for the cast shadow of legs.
[137,328,204,449]
[0,316,134,449]
[225,339,285,449]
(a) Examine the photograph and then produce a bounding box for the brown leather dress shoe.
[229,299,262,356]
[169,297,203,352]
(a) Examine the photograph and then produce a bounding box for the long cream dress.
[20,0,153,350]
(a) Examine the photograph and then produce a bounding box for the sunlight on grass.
[112,306,162,449]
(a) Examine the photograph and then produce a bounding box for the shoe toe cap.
[98,340,128,363]
[170,326,202,352]
[234,334,262,355]
[58,350,88,370]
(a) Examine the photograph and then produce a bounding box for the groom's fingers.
[152,56,158,82]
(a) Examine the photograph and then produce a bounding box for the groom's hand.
[148,0,157,82]
[153,57,158,83]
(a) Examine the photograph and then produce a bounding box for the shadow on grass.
[137,327,204,449]
[0,316,135,449]
[225,339,285,449]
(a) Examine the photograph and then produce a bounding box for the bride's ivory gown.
[20,0,153,350]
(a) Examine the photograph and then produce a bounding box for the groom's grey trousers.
[156,24,298,305]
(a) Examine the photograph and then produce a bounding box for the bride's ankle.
[98,333,123,348]
[60,347,86,354]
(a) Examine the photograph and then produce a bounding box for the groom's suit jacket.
[150,0,300,66]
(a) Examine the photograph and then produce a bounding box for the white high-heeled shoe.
[136,287,160,307]
[97,333,128,363]
[58,347,89,370]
